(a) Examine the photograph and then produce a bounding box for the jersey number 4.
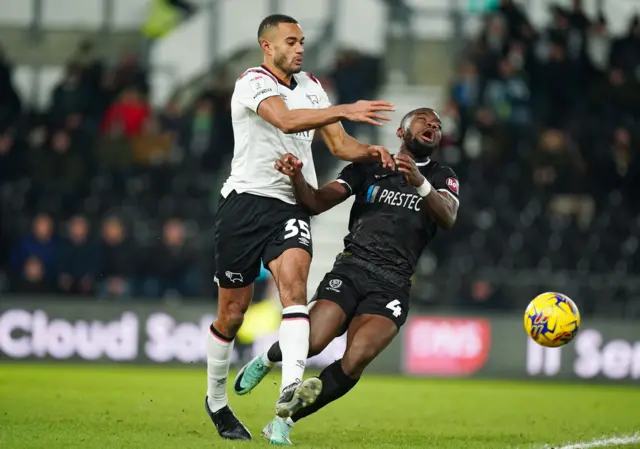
[386,299,402,318]
[283,219,311,240]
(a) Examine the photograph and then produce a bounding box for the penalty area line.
[537,433,640,449]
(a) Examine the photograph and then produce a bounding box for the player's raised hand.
[274,153,303,177]
[394,153,424,187]
[343,100,395,126]
[368,145,395,170]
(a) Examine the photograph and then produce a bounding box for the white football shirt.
[220,65,332,205]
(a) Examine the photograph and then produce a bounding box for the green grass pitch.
[0,364,638,448]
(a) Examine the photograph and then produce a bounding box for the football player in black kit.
[234,107,459,444]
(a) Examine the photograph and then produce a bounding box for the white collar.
[415,158,431,166]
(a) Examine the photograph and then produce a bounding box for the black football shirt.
[334,159,459,286]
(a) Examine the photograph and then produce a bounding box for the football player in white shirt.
[204,14,396,441]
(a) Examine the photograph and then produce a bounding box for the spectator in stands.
[537,41,580,128]
[199,72,234,137]
[0,129,26,185]
[88,71,118,123]
[473,56,531,159]
[450,61,479,148]
[130,115,174,165]
[49,65,91,125]
[10,213,58,281]
[588,67,640,124]
[533,129,594,229]
[544,6,574,53]
[569,0,591,35]
[64,111,93,166]
[113,53,149,95]
[483,58,530,127]
[594,127,640,205]
[181,96,220,172]
[99,216,134,298]
[585,15,612,79]
[58,215,99,296]
[9,256,55,295]
[483,14,508,61]
[0,44,22,129]
[158,97,185,138]
[26,122,47,154]
[32,129,86,210]
[498,0,530,42]
[68,39,104,96]
[609,15,640,78]
[101,87,151,138]
[331,49,382,140]
[94,110,132,191]
[142,218,198,298]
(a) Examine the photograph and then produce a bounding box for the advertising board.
[1,300,638,384]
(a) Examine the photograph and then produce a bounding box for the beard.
[274,54,301,75]
[405,135,436,159]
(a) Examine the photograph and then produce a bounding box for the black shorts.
[214,191,312,288]
[311,261,411,330]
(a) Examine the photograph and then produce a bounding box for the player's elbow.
[326,142,349,160]
[327,145,342,157]
[440,221,455,230]
[439,214,457,230]
[279,124,296,134]
[299,202,322,216]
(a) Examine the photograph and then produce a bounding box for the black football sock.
[266,341,283,363]
[291,358,359,422]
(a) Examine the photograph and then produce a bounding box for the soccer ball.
[524,292,581,348]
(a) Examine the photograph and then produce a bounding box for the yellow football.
[524,292,581,348]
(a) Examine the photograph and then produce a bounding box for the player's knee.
[342,345,377,378]
[226,299,249,324]
[278,279,307,307]
[217,300,249,336]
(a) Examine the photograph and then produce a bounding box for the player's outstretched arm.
[319,122,395,169]
[258,97,394,135]
[275,154,349,215]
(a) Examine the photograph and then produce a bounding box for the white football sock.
[279,305,310,391]
[206,325,234,413]
[285,417,295,427]
[261,351,274,367]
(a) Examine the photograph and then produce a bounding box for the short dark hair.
[400,108,436,130]
[257,14,298,41]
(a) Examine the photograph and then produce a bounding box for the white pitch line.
[538,433,640,449]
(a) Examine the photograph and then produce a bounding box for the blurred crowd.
[0,38,239,298]
[448,0,639,205]
[429,0,640,315]
[0,39,381,299]
[3,1,637,315]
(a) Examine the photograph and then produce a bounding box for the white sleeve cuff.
[416,177,432,197]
